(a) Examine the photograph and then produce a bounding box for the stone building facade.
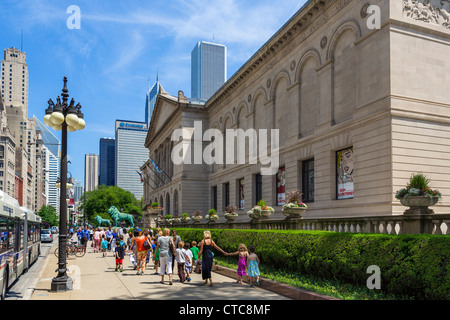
[142,0,450,222]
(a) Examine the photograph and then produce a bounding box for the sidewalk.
[30,241,292,300]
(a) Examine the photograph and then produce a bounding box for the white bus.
[0,190,41,300]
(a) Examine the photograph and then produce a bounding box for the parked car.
[50,226,59,234]
[41,229,53,242]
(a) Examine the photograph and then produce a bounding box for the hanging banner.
[337,147,354,199]
[276,167,286,205]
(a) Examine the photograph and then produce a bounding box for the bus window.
[0,216,7,253]
[29,224,34,245]
[20,222,24,250]
[8,219,14,250]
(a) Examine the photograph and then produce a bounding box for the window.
[238,178,244,210]
[8,219,15,250]
[223,182,230,209]
[336,147,354,199]
[255,174,262,205]
[211,186,218,211]
[302,158,314,203]
[0,216,8,253]
[276,167,286,206]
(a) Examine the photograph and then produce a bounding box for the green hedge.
[170,228,450,299]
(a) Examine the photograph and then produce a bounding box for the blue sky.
[0,0,306,188]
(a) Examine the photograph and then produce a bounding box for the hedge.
[168,228,449,299]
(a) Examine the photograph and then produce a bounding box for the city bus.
[0,190,41,300]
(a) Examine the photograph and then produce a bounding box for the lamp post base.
[51,275,73,292]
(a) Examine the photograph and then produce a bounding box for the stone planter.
[207,216,218,223]
[400,196,439,214]
[260,210,272,218]
[224,213,238,221]
[282,207,306,219]
[192,216,203,223]
[147,208,163,215]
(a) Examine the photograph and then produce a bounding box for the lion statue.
[107,206,135,227]
[94,215,111,227]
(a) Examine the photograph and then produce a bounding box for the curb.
[212,264,339,300]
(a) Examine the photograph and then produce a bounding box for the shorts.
[116,258,123,265]
[185,265,192,273]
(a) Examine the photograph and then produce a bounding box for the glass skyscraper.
[191,41,227,101]
[145,78,164,126]
[99,138,115,186]
[115,120,148,200]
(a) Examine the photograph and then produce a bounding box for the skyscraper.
[145,77,165,126]
[1,47,29,114]
[84,153,98,192]
[115,120,148,200]
[191,41,227,101]
[42,145,60,211]
[99,138,115,186]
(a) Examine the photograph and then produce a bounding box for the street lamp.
[44,76,85,292]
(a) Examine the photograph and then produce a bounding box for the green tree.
[37,205,59,227]
[79,185,142,224]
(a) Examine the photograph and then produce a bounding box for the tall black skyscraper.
[99,138,115,186]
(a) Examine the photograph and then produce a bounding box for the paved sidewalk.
[30,241,290,300]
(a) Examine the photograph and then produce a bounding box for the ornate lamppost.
[43,76,85,291]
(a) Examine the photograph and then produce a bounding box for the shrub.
[173,228,450,299]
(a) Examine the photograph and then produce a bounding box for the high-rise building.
[115,120,148,200]
[1,48,29,114]
[84,153,98,192]
[0,94,16,198]
[99,138,115,186]
[145,77,165,126]
[42,145,60,212]
[34,116,60,158]
[191,41,227,101]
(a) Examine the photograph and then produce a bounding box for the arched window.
[174,190,179,217]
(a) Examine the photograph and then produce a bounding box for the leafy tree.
[37,205,59,227]
[79,185,142,224]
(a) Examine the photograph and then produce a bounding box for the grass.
[214,256,414,300]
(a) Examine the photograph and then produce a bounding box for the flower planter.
[224,213,238,221]
[207,216,218,223]
[147,208,163,215]
[260,210,272,217]
[192,216,203,223]
[400,196,439,214]
[282,207,306,219]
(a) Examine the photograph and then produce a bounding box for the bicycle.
[54,240,86,258]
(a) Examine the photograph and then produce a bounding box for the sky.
[0,0,307,188]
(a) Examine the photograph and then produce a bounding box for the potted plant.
[181,212,191,223]
[257,199,274,217]
[173,217,182,224]
[395,173,441,214]
[224,205,238,221]
[165,214,173,224]
[192,210,203,222]
[146,202,163,214]
[282,190,307,218]
[205,208,219,222]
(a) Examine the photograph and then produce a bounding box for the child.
[115,239,125,272]
[247,245,260,287]
[226,243,249,284]
[175,241,186,283]
[101,235,108,257]
[152,236,160,275]
[184,242,193,282]
[190,241,199,268]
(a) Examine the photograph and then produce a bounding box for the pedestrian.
[77,227,83,245]
[110,228,118,254]
[105,227,112,251]
[175,241,186,283]
[190,241,199,269]
[101,235,108,257]
[93,228,101,253]
[198,230,226,287]
[82,227,89,249]
[135,229,151,275]
[247,245,260,287]
[89,227,94,242]
[154,228,175,285]
[152,235,160,275]
[115,239,125,272]
[184,242,193,282]
[226,243,249,284]
[171,229,181,273]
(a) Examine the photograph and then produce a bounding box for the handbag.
[194,260,202,274]
[169,239,175,254]
[143,239,151,250]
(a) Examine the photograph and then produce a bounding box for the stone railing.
[156,213,450,235]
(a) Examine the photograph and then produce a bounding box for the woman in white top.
[154,228,175,285]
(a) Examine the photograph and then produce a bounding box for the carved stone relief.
[403,0,450,29]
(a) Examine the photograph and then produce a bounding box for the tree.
[79,185,142,224]
[37,205,59,227]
